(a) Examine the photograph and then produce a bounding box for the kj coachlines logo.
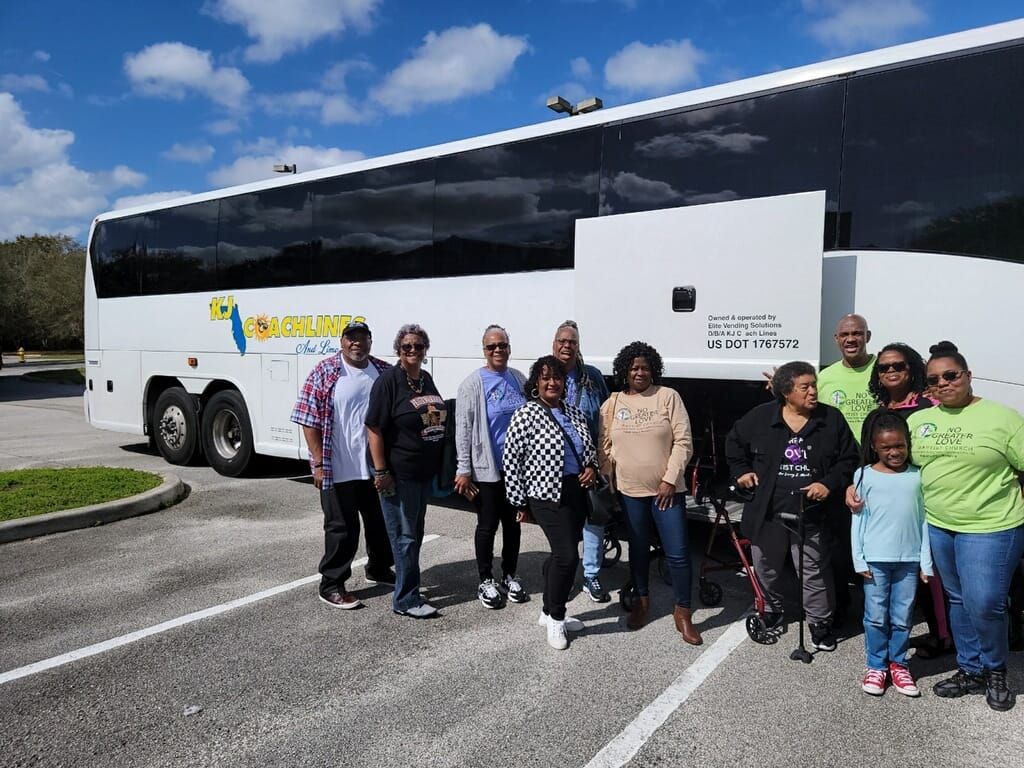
[208,296,365,355]
[915,422,975,453]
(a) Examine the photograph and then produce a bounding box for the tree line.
[0,235,85,351]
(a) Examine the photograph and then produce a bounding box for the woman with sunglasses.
[906,342,1024,710]
[366,324,448,619]
[454,325,529,609]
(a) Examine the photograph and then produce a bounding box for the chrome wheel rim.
[159,405,187,450]
[211,408,241,459]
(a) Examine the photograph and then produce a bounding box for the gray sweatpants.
[751,518,834,624]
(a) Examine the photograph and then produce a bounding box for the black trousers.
[528,476,587,621]
[319,479,394,595]
[474,479,521,581]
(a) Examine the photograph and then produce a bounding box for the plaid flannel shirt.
[290,353,391,489]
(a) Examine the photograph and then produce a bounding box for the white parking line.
[0,534,440,686]
[583,620,748,768]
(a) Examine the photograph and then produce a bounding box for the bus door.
[574,190,826,382]
[261,355,299,451]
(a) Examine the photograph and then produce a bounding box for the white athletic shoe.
[547,618,568,650]
[537,610,584,632]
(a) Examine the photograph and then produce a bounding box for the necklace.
[406,372,424,394]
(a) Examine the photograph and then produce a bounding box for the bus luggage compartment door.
[574,191,825,382]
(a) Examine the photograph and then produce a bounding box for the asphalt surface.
[1,366,1022,767]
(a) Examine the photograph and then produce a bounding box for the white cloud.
[804,0,927,50]
[206,0,379,62]
[206,118,241,135]
[258,61,374,124]
[57,83,74,98]
[113,190,192,210]
[162,142,216,164]
[0,74,50,93]
[124,42,250,109]
[604,39,705,95]
[0,94,146,238]
[570,57,592,80]
[372,24,528,114]
[32,50,51,62]
[208,141,364,187]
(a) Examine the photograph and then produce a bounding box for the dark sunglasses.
[484,342,509,351]
[400,343,426,353]
[926,370,967,386]
[876,361,908,374]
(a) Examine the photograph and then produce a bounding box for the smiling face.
[926,357,972,407]
[536,365,566,407]
[482,329,510,371]
[627,356,653,394]
[783,373,818,412]
[341,330,371,367]
[872,428,909,472]
[876,349,910,396]
[397,332,426,370]
[834,315,871,366]
[552,326,579,369]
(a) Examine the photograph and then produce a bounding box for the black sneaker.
[365,567,396,586]
[810,621,837,652]
[478,579,505,609]
[985,667,1016,711]
[933,669,986,698]
[762,612,785,632]
[582,576,610,603]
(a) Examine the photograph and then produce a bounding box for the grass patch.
[0,467,163,522]
[22,368,85,385]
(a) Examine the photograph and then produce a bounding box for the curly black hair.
[612,341,664,391]
[524,355,567,401]
[868,342,927,405]
[857,410,913,484]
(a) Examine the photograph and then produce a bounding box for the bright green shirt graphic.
[816,356,875,444]
[908,399,1024,533]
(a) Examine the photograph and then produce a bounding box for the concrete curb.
[0,472,188,544]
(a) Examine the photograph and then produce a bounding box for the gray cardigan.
[455,366,527,482]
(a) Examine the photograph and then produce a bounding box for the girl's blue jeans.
[862,561,918,669]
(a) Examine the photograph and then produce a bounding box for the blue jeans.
[620,493,692,608]
[379,478,432,612]
[929,523,1024,675]
[581,519,604,580]
[862,561,918,669]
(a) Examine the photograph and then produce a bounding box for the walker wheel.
[746,614,777,645]
[699,580,723,607]
[603,536,622,568]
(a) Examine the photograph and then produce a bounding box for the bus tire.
[153,387,200,465]
[201,389,253,477]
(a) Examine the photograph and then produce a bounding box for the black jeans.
[319,479,393,595]
[474,479,521,582]
[528,476,587,621]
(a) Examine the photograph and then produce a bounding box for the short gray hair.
[393,323,430,354]
[481,324,509,344]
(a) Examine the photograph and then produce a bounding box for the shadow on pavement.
[0,376,84,403]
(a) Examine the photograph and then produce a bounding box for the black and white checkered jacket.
[502,401,598,508]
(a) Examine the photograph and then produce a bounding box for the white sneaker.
[538,610,584,632]
[547,618,568,650]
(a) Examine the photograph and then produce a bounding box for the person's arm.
[850,469,869,577]
[301,425,325,490]
[725,414,757,489]
[364,374,395,493]
[598,397,614,479]
[502,408,530,509]
[918,490,933,579]
[820,414,860,496]
[366,426,394,493]
[453,377,478,498]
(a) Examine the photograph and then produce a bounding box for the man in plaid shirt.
[291,321,394,609]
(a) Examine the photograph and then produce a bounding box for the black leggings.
[528,476,587,621]
[474,480,521,581]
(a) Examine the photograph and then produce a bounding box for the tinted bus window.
[312,161,435,283]
[140,201,218,295]
[601,82,845,247]
[434,129,601,276]
[841,45,1024,261]
[92,216,140,298]
[217,186,313,289]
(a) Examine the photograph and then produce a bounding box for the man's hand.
[312,466,324,490]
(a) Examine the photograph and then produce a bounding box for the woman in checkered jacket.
[503,355,599,650]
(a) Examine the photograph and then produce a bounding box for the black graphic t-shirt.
[365,365,448,481]
[771,427,814,521]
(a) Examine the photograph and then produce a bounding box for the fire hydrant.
[17,346,26,364]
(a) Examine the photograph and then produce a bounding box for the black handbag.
[541,405,616,526]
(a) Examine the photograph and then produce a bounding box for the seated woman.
[726,361,859,651]
[502,356,598,650]
[599,341,701,644]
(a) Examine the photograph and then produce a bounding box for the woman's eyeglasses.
[400,343,426,353]
[484,342,509,351]
[926,370,967,386]
[876,361,908,373]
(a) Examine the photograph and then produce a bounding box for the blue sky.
[0,0,1020,240]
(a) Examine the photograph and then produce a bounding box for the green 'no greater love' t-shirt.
[907,399,1024,533]
[816,356,876,445]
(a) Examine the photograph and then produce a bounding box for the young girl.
[852,412,933,697]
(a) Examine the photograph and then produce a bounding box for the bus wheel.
[153,387,200,465]
[201,389,253,477]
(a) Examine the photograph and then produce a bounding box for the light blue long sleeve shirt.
[851,465,933,576]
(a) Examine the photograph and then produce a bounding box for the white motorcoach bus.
[85,20,1024,477]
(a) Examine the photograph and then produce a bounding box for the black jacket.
[725,401,859,539]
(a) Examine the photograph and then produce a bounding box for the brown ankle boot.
[674,605,703,645]
[627,596,650,630]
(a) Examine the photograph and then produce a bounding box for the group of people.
[291,312,1024,711]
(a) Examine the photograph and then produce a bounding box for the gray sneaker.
[395,603,438,619]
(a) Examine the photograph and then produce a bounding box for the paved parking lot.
[1,367,1022,767]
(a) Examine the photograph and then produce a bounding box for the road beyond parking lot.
[1,371,1021,767]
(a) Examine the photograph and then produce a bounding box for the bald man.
[815,314,876,445]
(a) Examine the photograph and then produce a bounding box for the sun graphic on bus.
[254,314,271,342]
[830,390,846,405]
[917,423,937,438]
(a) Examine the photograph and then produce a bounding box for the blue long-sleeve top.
[851,465,933,576]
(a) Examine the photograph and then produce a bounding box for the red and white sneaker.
[862,668,887,696]
[889,663,921,697]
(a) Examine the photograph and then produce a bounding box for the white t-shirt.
[330,359,380,483]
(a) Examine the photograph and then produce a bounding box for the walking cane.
[778,495,813,664]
